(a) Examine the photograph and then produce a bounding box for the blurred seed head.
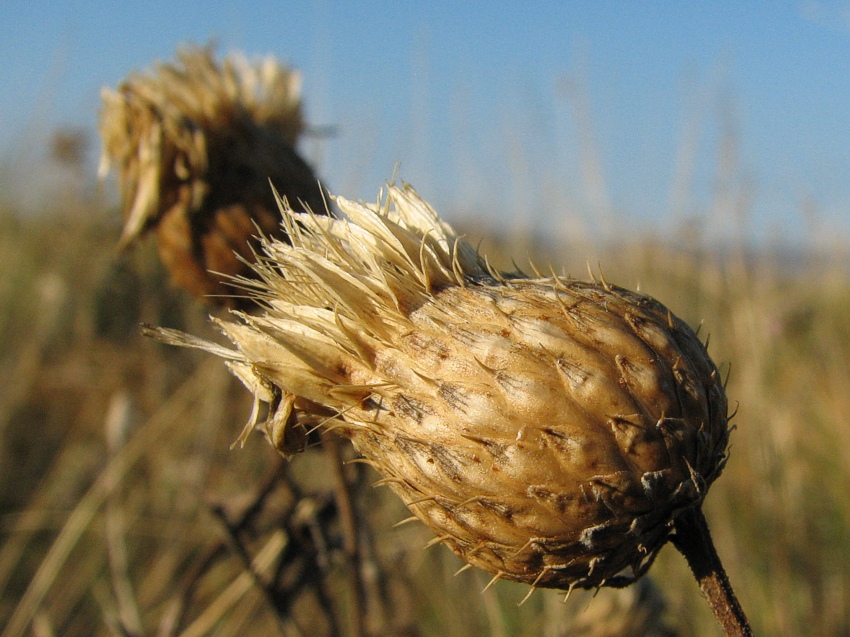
[50,127,90,169]
[98,43,327,307]
[556,576,681,637]
[155,184,730,592]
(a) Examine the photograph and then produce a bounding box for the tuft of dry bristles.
[152,183,738,602]
[99,44,327,307]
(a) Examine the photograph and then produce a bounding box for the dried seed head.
[99,43,326,307]
[160,184,730,591]
[557,576,681,637]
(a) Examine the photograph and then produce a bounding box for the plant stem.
[672,506,754,637]
[324,434,367,637]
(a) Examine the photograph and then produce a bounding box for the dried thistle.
[151,184,752,636]
[99,44,326,306]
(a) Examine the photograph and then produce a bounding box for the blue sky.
[2,1,850,245]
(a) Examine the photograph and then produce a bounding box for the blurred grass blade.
[2,360,222,637]
[103,391,144,635]
[176,530,287,637]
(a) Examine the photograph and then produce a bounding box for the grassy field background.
[1,145,850,637]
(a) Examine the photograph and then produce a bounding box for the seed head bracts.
[151,184,732,594]
[99,44,326,306]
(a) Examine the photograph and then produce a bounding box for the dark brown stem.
[672,506,754,637]
[323,434,367,637]
[209,503,292,636]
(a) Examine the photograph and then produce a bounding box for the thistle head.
[158,184,730,592]
[99,43,325,306]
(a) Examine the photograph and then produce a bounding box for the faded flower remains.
[152,184,753,636]
[99,45,326,306]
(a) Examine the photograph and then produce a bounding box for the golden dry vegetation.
[1,163,849,637]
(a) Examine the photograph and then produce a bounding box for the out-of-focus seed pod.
[99,44,327,307]
[550,576,681,637]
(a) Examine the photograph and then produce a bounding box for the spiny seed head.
[160,184,730,591]
[99,43,326,307]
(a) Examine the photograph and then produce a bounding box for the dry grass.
[1,180,849,636]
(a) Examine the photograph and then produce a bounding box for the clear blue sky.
[2,1,850,246]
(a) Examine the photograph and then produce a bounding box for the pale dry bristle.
[99,43,326,307]
[154,183,730,592]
